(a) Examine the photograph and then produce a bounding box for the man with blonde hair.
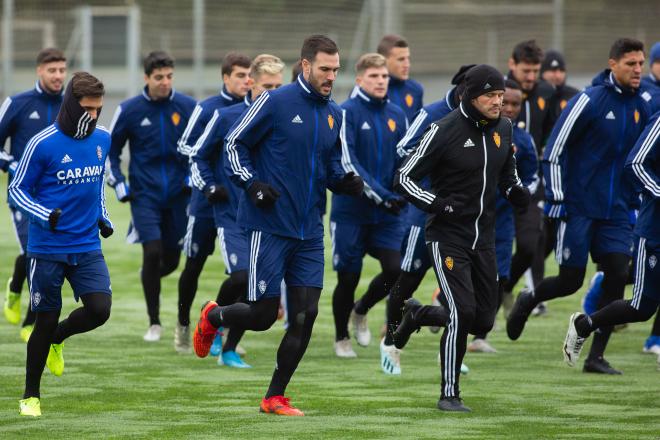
[331,53,408,358]
[189,54,285,368]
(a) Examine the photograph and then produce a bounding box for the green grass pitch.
[0,177,658,439]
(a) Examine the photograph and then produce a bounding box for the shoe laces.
[574,336,585,353]
[269,395,291,408]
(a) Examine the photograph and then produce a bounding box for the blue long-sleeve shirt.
[8,123,111,254]
[224,75,346,240]
[625,110,660,242]
[107,87,196,204]
[330,88,408,224]
[190,96,251,227]
[0,81,63,201]
[178,86,242,219]
[543,70,654,220]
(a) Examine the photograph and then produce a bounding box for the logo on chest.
[493,131,501,148]
[171,112,181,126]
[328,114,334,130]
[387,118,396,132]
[405,94,414,108]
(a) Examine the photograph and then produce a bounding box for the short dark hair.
[609,38,644,60]
[504,79,521,91]
[300,35,339,63]
[291,59,302,82]
[511,40,543,64]
[222,52,251,77]
[377,34,408,58]
[143,51,174,76]
[70,71,104,100]
[37,47,66,65]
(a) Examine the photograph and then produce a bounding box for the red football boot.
[259,396,304,416]
[193,301,219,357]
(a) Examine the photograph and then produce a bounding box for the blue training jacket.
[190,95,251,228]
[0,81,63,198]
[543,70,654,221]
[224,75,346,240]
[178,86,242,219]
[387,77,424,122]
[396,88,457,227]
[107,87,197,204]
[625,110,660,242]
[8,123,112,254]
[330,88,408,225]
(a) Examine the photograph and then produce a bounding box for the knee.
[515,235,537,258]
[161,251,180,276]
[603,266,629,288]
[16,254,26,267]
[143,241,162,263]
[455,306,476,329]
[253,302,278,331]
[558,266,586,294]
[87,296,112,325]
[230,270,248,289]
[470,311,496,335]
[35,311,60,332]
[336,272,360,291]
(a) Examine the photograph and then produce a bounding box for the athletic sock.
[177,257,206,326]
[10,254,27,293]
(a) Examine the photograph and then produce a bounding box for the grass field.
[0,176,658,439]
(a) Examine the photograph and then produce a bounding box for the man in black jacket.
[541,49,580,119]
[393,65,530,412]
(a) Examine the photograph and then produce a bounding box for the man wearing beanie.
[9,72,114,417]
[378,63,475,376]
[541,49,580,118]
[393,64,531,412]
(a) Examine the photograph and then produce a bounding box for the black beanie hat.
[541,50,566,73]
[463,64,505,100]
[451,64,477,85]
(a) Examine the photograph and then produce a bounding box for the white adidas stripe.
[631,116,660,197]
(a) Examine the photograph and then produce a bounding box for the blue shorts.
[183,215,216,259]
[217,226,249,274]
[248,230,324,301]
[128,194,189,249]
[27,250,112,312]
[495,209,515,280]
[555,216,633,268]
[400,224,431,274]
[631,237,659,306]
[330,220,404,273]
[10,206,28,254]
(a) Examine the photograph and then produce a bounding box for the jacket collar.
[244,90,253,107]
[355,87,387,108]
[459,101,499,131]
[35,80,64,98]
[296,74,330,102]
[142,85,176,102]
[221,86,241,104]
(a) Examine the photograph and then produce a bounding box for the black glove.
[181,184,192,197]
[381,197,408,215]
[337,171,364,196]
[98,220,114,238]
[119,193,133,203]
[247,181,280,208]
[49,208,62,231]
[204,185,229,203]
[507,185,531,209]
[430,194,468,219]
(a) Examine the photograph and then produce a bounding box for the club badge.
[537,96,545,111]
[171,112,181,126]
[328,114,334,130]
[405,94,413,108]
[97,145,102,161]
[388,118,396,132]
[493,131,501,148]
[445,256,454,271]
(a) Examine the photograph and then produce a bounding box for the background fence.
[1,0,659,125]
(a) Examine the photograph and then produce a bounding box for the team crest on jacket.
[634,109,640,124]
[171,112,181,126]
[537,97,545,111]
[96,145,102,160]
[560,99,567,110]
[444,256,454,271]
[387,118,396,132]
[650,255,657,269]
[493,131,501,148]
[405,93,413,108]
[328,114,334,130]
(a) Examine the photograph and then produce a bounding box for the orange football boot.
[193,301,219,357]
[259,396,304,416]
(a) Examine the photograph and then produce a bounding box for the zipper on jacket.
[159,111,169,202]
[472,133,488,250]
[607,104,626,218]
[300,107,320,239]
[524,100,531,133]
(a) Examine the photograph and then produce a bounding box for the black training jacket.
[395,103,521,250]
